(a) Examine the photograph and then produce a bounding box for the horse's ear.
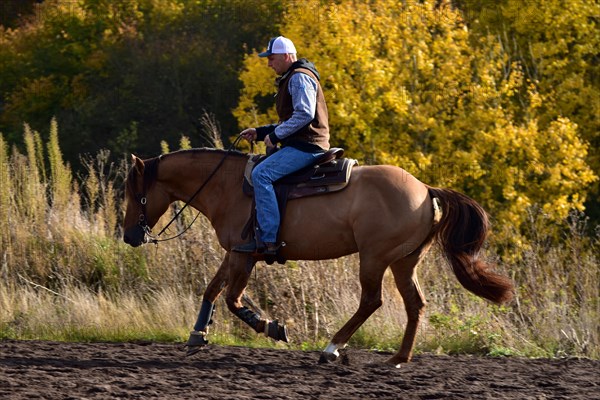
[132,154,144,176]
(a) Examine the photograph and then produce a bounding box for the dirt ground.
[0,339,598,399]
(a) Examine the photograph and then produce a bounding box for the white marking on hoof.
[323,342,340,358]
[263,319,270,336]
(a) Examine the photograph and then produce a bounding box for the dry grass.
[0,126,598,359]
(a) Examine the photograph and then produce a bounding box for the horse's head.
[123,154,171,247]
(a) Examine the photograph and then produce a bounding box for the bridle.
[133,135,243,244]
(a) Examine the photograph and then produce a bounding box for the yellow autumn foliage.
[234,0,597,234]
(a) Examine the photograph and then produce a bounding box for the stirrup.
[262,242,282,256]
[232,241,258,254]
[232,241,282,256]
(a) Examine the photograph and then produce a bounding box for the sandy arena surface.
[1,339,598,399]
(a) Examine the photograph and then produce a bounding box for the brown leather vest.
[276,68,330,151]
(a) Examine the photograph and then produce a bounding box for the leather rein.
[135,135,243,244]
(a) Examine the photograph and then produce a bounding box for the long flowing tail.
[428,187,514,304]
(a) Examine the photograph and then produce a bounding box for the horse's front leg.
[225,253,289,343]
[186,253,230,356]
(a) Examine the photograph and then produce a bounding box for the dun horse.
[123,148,513,366]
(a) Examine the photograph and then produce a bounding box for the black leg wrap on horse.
[235,306,261,331]
[193,299,216,332]
[266,319,289,343]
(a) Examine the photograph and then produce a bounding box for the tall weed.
[0,123,597,359]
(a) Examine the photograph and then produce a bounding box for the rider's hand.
[264,135,274,149]
[240,128,257,142]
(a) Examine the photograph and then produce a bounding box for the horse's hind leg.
[225,253,289,342]
[320,257,387,362]
[186,253,230,355]
[386,252,428,365]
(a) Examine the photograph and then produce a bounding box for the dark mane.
[127,148,248,197]
[159,147,248,160]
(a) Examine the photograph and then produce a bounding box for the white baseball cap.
[258,36,297,57]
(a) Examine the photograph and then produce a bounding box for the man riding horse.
[122,36,514,366]
[233,36,331,256]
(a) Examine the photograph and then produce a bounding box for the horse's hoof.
[185,345,205,357]
[185,331,208,356]
[386,361,402,369]
[385,356,409,367]
[266,320,289,343]
[318,351,338,364]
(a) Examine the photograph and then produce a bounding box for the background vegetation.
[0,0,598,358]
[1,0,282,168]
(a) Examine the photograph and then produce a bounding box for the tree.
[0,0,40,29]
[0,0,281,171]
[455,0,600,223]
[234,0,597,234]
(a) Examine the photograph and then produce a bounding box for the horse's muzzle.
[123,225,146,247]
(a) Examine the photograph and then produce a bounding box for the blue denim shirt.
[273,73,317,140]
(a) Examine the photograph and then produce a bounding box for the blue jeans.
[252,146,324,243]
